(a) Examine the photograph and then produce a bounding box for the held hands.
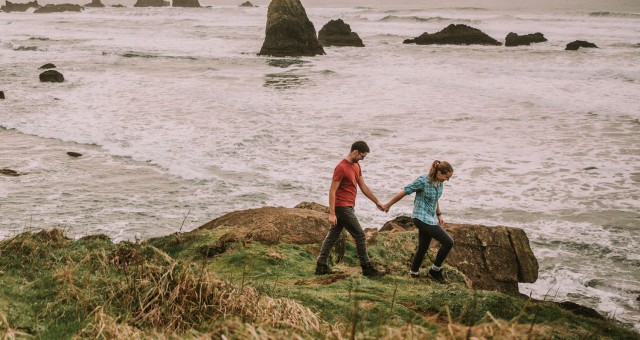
[375,201,387,212]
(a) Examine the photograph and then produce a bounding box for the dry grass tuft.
[0,311,33,339]
[74,307,146,340]
[438,312,549,339]
[52,243,322,334]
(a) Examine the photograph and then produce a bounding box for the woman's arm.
[382,191,406,212]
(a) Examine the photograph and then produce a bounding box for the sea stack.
[258,0,325,57]
[505,32,547,46]
[404,24,502,46]
[172,0,200,7]
[318,19,365,47]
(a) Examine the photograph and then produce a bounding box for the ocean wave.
[377,15,476,24]
[588,11,640,18]
[118,51,197,60]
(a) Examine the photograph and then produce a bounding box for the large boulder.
[196,206,331,245]
[34,3,83,13]
[565,40,598,50]
[505,32,547,47]
[134,0,168,7]
[84,0,105,7]
[381,216,538,295]
[172,0,200,7]
[258,0,325,57]
[39,70,64,83]
[404,24,502,46]
[1,0,39,12]
[318,19,364,47]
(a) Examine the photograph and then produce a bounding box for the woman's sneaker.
[428,269,447,284]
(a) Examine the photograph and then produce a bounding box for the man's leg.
[337,207,385,277]
[317,224,344,266]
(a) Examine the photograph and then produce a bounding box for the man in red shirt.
[315,141,386,277]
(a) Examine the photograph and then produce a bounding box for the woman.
[383,160,454,283]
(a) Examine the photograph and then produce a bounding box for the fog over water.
[1,0,639,330]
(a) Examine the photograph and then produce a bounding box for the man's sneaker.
[315,263,336,275]
[409,271,420,278]
[361,263,386,278]
[428,269,447,284]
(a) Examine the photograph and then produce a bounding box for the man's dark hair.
[351,141,370,153]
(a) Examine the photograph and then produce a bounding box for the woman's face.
[436,171,452,182]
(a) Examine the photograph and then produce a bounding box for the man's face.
[354,151,367,163]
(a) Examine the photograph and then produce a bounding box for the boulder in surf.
[258,0,325,57]
[404,24,502,46]
[318,19,365,47]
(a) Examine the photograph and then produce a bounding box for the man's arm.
[357,176,384,211]
[328,180,340,226]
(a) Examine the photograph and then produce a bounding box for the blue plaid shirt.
[403,175,443,225]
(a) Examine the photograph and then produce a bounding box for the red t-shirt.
[333,159,362,207]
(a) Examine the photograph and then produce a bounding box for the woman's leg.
[430,223,454,267]
[411,218,432,272]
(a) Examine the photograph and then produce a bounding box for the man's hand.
[375,202,386,212]
[329,214,337,226]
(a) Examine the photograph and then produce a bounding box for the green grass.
[0,228,638,339]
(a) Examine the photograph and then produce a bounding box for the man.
[315,141,386,277]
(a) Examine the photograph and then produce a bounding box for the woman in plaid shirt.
[383,160,454,283]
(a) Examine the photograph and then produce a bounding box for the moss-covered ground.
[0,228,638,339]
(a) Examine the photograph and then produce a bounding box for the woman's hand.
[438,214,445,226]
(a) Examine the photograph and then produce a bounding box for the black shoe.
[409,271,420,278]
[362,263,386,278]
[428,269,447,284]
[315,263,336,275]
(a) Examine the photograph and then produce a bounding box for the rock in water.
[258,0,325,57]
[34,3,83,13]
[1,0,40,12]
[404,24,502,46]
[0,91,4,99]
[318,19,364,47]
[84,0,105,7]
[505,32,547,46]
[39,63,56,69]
[67,152,82,157]
[39,70,64,83]
[565,40,598,50]
[173,0,200,7]
[134,0,167,7]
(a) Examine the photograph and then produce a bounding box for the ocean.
[1,0,638,330]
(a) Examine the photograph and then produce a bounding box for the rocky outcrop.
[404,24,502,46]
[172,0,200,7]
[565,40,598,50]
[505,32,547,46]
[381,216,538,295]
[39,63,56,70]
[318,19,364,47]
[1,0,39,12]
[34,3,83,13]
[197,203,539,295]
[84,0,105,7]
[258,0,325,57]
[239,1,255,7]
[39,70,64,83]
[1,169,21,176]
[134,0,168,7]
[197,206,330,245]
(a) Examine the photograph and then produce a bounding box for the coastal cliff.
[0,203,636,338]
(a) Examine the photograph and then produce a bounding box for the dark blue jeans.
[317,206,370,266]
[411,218,454,272]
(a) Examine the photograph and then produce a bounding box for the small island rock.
[84,0,105,7]
[1,0,39,12]
[318,19,364,47]
[34,3,83,13]
[258,0,325,57]
[404,24,502,46]
[565,40,598,50]
[173,0,200,7]
[505,32,547,46]
[39,70,64,83]
[239,1,255,7]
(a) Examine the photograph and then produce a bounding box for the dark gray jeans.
[411,218,454,272]
[317,206,370,266]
